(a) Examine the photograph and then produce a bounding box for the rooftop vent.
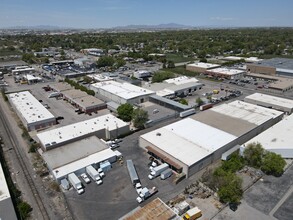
[156,132,161,136]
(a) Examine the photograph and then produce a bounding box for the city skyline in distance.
[0,0,293,29]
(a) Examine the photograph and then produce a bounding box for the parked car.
[80,173,91,184]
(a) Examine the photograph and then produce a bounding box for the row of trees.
[117,103,149,129]
[64,78,95,96]
[96,56,126,68]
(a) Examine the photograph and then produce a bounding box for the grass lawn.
[166,53,195,63]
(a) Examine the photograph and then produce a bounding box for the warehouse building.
[205,68,245,79]
[90,80,155,104]
[41,136,117,182]
[120,198,179,220]
[12,67,35,75]
[8,91,56,131]
[247,58,293,77]
[186,62,220,73]
[140,101,284,178]
[37,114,129,150]
[62,89,88,102]
[164,76,199,85]
[0,162,18,220]
[73,95,106,114]
[245,114,293,158]
[244,93,293,114]
[50,82,72,93]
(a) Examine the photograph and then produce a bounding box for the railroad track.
[0,103,50,220]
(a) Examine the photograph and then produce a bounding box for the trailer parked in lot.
[180,109,196,118]
[200,103,213,111]
[160,168,173,180]
[68,173,84,194]
[86,165,102,185]
[148,163,169,180]
[127,160,140,185]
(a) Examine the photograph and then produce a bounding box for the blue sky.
[0,0,292,28]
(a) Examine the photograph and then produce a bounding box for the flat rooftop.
[50,82,72,92]
[88,74,113,82]
[166,82,203,92]
[245,114,293,158]
[190,101,283,136]
[52,148,116,179]
[0,163,10,202]
[8,91,55,124]
[74,96,104,108]
[255,58,293,70]
[141,118,237,166]
[206,68,245,75]
[120,198,178,220]
[91,81,155,100]
[42,136,107,170]
[62,89,88,99]
[245,93,293,109]
[164,76,199,85]
[37,114,128,148]
[187,62,220,69]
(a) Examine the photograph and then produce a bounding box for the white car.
[96,179,103,185]
[80,173,91,184]
[97,168,105,178]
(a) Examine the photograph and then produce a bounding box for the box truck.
[136,187,158,203]
[183,207,202,220]
[68,173,84,194]
[148,163,169,180]
[199,103,213,111]
[127,160,140,185]
[160,168,173,180]
[86,165,102,185]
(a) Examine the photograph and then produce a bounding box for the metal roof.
[164,76,199,85]
[245,114,293,158]
[149,95,191,111]
[206,68,245,76]
[8,91,55,124]
[211,101,283,126]
[141,118,237,166]
[37,114,128,149]
[187,62,220,69]
[245,93,293,110]
[255,58,293,70]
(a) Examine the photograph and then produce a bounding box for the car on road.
[81,173,91,184]
[110,143,120,149]
[56,116,64,120]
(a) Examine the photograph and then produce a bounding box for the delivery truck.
[148,163,169,180]
[160,168,173,180]
[68,173,84,194]
[86,165,102,185]
[199,103,213,111]
[136,186,158,203]
[183,207,202,220]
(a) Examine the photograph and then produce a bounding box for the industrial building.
[164,76,199,85]
[8,91,56,131]
[244,93,293,114]
[245,114,293,158]
[88,74,113,82]
[37,114,129,150]
[90,80,155,104]
[247,58,293,77]
[120,198,179,220]
[62,89,88,103]
[133,70,152,79]
[205,68,245,79]
[221,56,262,63]
[50,82,72,93]
[73,95,106,114]
[41,136,117,182]
[186,62,220,73]
[12,67,35,75]
[140,101,284,178]
[0,162,18,220]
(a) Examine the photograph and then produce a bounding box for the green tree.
[132,108,149,129]
[179,98,188,105]
[221,152,245,173]
[17,201,32,219]
[243,142,264,168]
[217,174,243,204]
[96,56,115,67]
[195,97,204,106]
[261,152,286,176]
[167,60,175,68]
[152,71,175,83]
[117,103,134,122]
[115,58,126,68]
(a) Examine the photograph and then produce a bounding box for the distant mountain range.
[3,23,195,30]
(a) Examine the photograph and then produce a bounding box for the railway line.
[0,102,50,220]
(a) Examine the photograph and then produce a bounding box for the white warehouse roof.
[245,114,293,158]
[211,101,283,126]
[187,62,220,69]
[52,148,116,180]
[8,91,55,124]
[37,114,128,148]
[245,93,293,110]
[0,163,10,202]
[141,118,237,166]
[91,80,155,100]
[206,68,245,76]
[164,76,199,85]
